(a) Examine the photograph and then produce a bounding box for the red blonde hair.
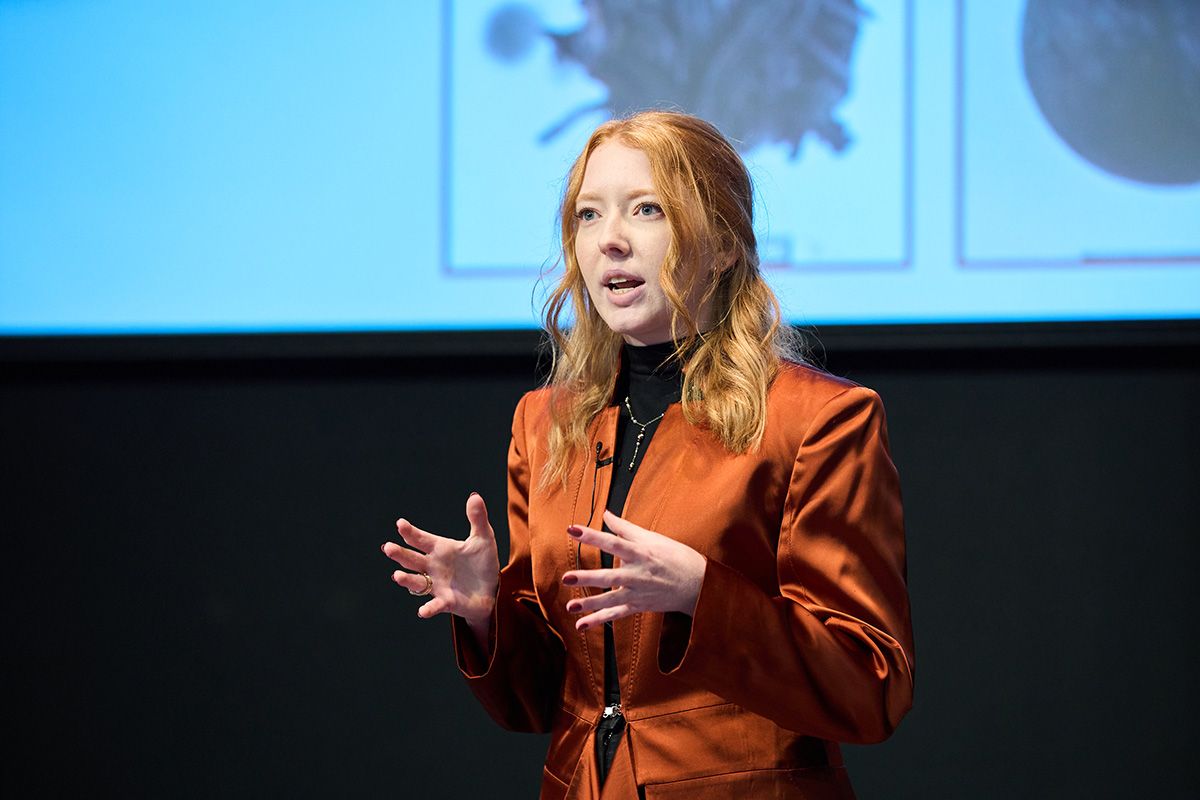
[540,111,804,487]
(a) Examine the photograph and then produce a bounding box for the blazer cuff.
[450,599,500,678]
[658,557,765,676]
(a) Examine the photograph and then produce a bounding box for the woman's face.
[573,141,711,346]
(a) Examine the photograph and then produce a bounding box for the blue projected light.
[0,0,1197,336]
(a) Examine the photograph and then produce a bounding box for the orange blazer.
[453,363,914,799]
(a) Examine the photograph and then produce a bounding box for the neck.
[619,341,684,415]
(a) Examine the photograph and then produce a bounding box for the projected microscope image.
[486,0,864,157]
[445,0,911,274]
[1022,0,1200,187]
[959,0,1200,267]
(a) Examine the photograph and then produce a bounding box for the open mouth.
[606,278,644,294]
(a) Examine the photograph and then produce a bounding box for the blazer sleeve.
[658,386,914,744]
[450,392,566,733]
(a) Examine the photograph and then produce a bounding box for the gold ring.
[408,572,433,597]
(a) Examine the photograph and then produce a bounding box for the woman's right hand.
[382,492,499,628]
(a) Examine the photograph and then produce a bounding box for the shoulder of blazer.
[769,361,866,412]
[760,362,882,459]
[514,386,554,438]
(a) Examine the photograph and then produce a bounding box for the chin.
[594,300,674,345]
[619,329,673,347]
[601,317,654,343]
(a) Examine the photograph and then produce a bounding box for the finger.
[566,587,630,615]
[418,597,450,619]
[395,518,438,552]
[567,524,638,561]
[381,541,429,573]
[390,569,432,596]
[562,568,625,589]
[602,510,648,541]
[465,492,496,543]
[577,603,634,630]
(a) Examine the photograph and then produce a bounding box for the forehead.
[578,141,656,194]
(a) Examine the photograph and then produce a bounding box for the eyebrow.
[575,188,657,205]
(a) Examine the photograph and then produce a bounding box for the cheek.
[647,234,672,274]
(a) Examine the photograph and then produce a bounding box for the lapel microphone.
[573,441,616,584]
[590,441,613,526]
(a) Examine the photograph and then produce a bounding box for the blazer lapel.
[567,404,620,701]
[610,404,695,705]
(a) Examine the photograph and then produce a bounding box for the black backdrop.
[4,322,1198,798]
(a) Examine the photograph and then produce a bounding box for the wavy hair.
[540,111,805,488]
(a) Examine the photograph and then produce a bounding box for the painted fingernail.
[567,602,581,613]
[562,574,578,586]
[578,622,589,631]
[567,526,581,538]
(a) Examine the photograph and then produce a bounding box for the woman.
[382,111,913,799]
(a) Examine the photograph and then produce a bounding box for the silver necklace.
[623,396,666,472]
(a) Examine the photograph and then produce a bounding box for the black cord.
[577,441,613,575]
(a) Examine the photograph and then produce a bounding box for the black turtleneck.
[605,340,685,521]
[595,340,684,784]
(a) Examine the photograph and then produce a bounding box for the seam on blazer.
[621,699,734,722]
[565,513,596,695]
[626,610,643,701]
[571,415,606,701]
[541,765,570,789]
[643,764,845,790]
[557,702,591,723]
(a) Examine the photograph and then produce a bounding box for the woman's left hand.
[562,510,707,630]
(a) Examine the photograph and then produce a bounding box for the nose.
[597,214,630,259]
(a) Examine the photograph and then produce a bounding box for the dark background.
[4,322,1198,798]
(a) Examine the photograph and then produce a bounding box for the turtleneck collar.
[623,340,684,382]
[616,340,685,418]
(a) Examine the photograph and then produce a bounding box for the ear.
[712,237,739,274]
[714,248,737,274]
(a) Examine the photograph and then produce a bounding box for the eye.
[636,202,663,217]
[575,208,598,222]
